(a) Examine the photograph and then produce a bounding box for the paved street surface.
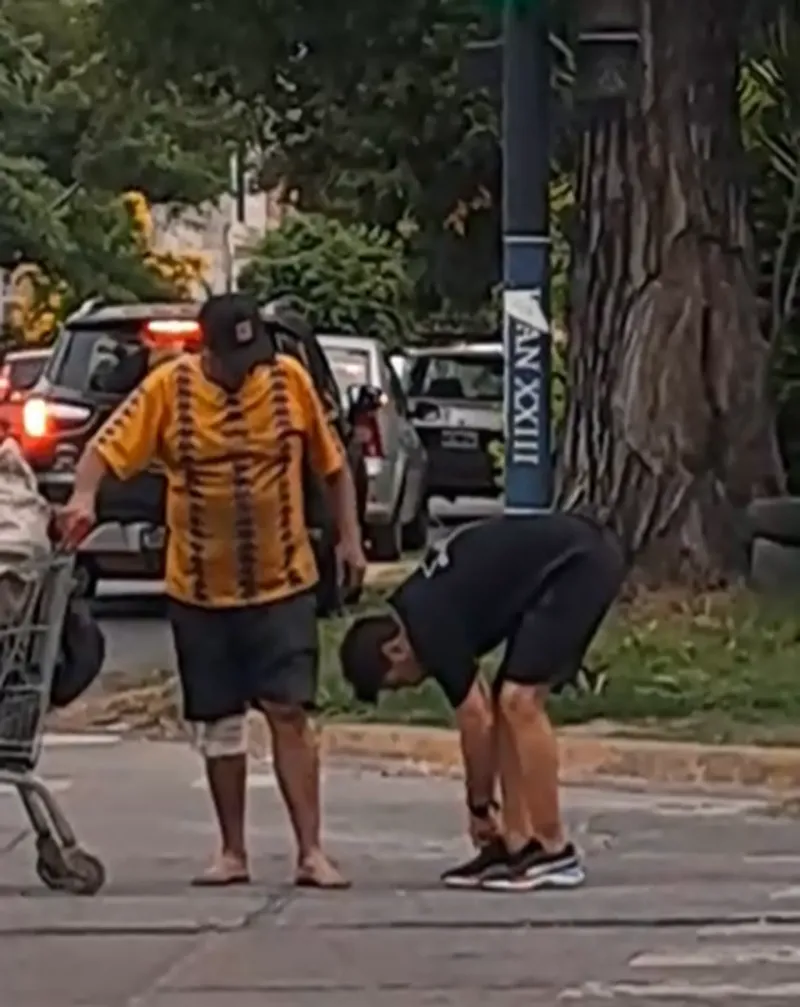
[1,738,800,1004]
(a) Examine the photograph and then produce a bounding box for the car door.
[383,350,426,523]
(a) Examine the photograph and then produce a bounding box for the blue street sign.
[502,239,552,512]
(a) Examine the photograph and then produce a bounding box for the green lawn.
[316,587,800,746]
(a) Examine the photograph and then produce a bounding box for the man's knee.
[191,714,247,758]
[497,680,548,721]
[261,699,312,736]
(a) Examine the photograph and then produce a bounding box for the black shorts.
[169,589,318,722]
[496,520,625,690]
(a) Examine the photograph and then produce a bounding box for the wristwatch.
[468,799,499,820]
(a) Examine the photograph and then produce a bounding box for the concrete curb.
[363,561,416,590]
[245,717,800,791]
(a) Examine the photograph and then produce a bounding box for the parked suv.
[21,300,375,613]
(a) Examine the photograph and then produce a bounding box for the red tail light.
[142,319,201,350]
[23,397,49,438]
[355,413,385,458]
[21,397,91,463]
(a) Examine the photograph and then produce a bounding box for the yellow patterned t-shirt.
[91,353,343,607]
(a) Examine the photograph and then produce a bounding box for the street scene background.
[7,0,800,1003]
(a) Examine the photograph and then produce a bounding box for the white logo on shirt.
[421,540,451,578]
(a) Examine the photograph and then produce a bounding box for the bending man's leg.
[496,681,564,852]
[492,685,535,853]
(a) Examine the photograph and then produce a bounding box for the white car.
[319,334,429,560]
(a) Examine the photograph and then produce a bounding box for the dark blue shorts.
[169,589,319,722]
[496,521,625,690]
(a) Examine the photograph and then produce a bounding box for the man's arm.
[71,444,111,500]
[326,464,361,551]
[293,359,364,557]
[60,370,169,547]
[90,369,168,482]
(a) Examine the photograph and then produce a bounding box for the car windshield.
[323,346,371,396]
[408,353,503,403]
[7,355,47,390]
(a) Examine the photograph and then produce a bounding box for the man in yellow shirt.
[60,293,366,889]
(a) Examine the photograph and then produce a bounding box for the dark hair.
[339,614,399,704]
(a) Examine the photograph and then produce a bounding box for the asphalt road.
[2,741,800,1004]
[94,496,502,678]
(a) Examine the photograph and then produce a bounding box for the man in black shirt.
[339,513,625,892]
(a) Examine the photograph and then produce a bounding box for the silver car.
[319,335,429,561]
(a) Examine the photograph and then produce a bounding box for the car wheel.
[368,520,402,562]
[73,558,98,600]
[402,493,430,551]
[747,497,800,548]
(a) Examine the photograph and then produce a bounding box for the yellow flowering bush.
[5,265,66,344]
[5,192,209,344]
[123,191,209,297]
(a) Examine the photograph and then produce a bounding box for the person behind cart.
[59,292,366,889]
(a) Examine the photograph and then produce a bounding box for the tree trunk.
[558,0,785,585]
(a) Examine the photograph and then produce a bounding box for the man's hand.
[57,491,96,549]
[468,804,503,849]
[336,535,367,593]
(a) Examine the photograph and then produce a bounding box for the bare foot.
[191,852,250,887]
[294,851,351,889]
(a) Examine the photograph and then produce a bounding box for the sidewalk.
[3,738,800,1004]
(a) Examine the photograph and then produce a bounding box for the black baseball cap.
[199,293,275,370]
[339,614,398,704]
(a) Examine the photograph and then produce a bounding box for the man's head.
[199,292,275,391]
[339,613,424,704]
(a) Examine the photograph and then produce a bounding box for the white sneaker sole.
[481,864,586,893]
[441,874,486,890]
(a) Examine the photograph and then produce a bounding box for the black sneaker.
[480,840,585,892]
[440,840,509,889]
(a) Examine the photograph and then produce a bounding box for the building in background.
[151,191,286,295]
[152,153,287,295]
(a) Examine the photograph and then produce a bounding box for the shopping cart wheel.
[35,835,67,890]
[60,848,106,896]
[35,838,105,895]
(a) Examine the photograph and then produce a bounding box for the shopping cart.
[0,552,105,895]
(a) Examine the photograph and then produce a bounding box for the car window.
[49,324,145,393]
[323,346,371,397]
[7,355,47,390]
[408,354,503,403]
[50,323,193,394]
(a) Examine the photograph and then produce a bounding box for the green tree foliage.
[739,2,800,487]
[98,0,504,321]
[238,213,414,341]
[0,0,233,308]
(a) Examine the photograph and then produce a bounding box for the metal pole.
[502,1,552,513]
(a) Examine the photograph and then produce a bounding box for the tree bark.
[558,0,785,585]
